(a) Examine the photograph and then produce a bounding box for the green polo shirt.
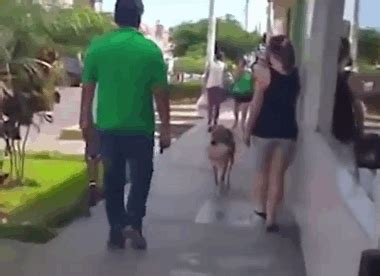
[82,27,168,136]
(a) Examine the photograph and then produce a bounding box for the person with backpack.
[231,57,254,132]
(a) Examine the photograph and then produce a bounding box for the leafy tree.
[186,43,207,58]
[171,20,208,57]
[358,28,380,64]
[174,57,205,75]
[216,16,260,61]
[171,15,260,61]
[45,7,115,56]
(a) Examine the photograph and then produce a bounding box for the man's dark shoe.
[107,239,125,250]
[266,224,280,233]
[107,228,126,250]
[254,210,267,220]
[123,226,147,250]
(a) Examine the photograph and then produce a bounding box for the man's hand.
[79,115,90,130]
[159,124,171,153]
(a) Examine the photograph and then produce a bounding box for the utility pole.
[197,0,216,110]
[206,0,217,65]
[266,0,273,43]
[350,0,360,72]
[244,0,249,31]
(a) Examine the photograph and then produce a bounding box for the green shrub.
[174,57,205,74]
[169,81,202,101]
[186,43,207,58]
[0,224,57,244]
[358,59,378,74]
[0,154,91,243]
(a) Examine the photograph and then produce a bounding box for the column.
[290,0,306,65]
[266,0,273,42]
[272,4,288,35]
[298,0,346,134]
[350,0,360,72]
[206,0,217,65]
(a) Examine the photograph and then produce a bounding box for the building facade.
[267,1,374,276]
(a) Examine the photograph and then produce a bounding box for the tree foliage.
[171,15,260,61]
[358,28,380,64]
[0,1,117,184]
[45,7,115,56]
[0,2,114,184]
[173,57,205,75]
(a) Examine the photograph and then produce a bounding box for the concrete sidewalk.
[1,105,306,276]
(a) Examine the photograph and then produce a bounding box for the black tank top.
[253,67,300,139]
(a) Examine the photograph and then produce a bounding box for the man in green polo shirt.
[79,0,170,250]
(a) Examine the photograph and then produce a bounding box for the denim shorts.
[252,136,296,171]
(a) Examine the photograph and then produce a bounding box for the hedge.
[169,81,202,102]
[0,153,93,243]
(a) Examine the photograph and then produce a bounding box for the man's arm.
[151,51,171,148]
[79,47,97,129]
[79,83,96,129]
[154,86,170,129]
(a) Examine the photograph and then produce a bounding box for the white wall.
[288,0,374,275]
[286,132,371,276]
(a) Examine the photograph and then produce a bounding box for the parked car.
[62,55,83,87]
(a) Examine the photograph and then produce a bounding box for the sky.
[102,0,379,30]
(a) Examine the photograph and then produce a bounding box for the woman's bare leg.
[252,147,272,216]
[240,103,249,132]
[232,101,240,128]
[213,104,220,126]
[266,145,289,229]
[207,101,213,126]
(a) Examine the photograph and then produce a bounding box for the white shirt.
[206,60,226,89]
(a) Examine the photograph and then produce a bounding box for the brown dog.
[207,125,235,191]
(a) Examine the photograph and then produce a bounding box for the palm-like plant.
[0,1,114,185]
[0,0,60,185]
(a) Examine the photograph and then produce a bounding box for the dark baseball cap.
[115,0,144,15]
[114,0,144,26]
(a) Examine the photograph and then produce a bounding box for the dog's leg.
[221,162,228,191]
[213,166,218,186]
[226,159,233,190]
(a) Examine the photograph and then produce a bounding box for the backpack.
[231,71,253,96]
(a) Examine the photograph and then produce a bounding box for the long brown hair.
[267,35,296,74]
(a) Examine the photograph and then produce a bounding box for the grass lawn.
[0,153,93,243]
[1,159,85,215]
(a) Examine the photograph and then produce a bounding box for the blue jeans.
[99,131,154,234]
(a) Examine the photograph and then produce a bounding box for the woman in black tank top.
[244,35,300,233]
